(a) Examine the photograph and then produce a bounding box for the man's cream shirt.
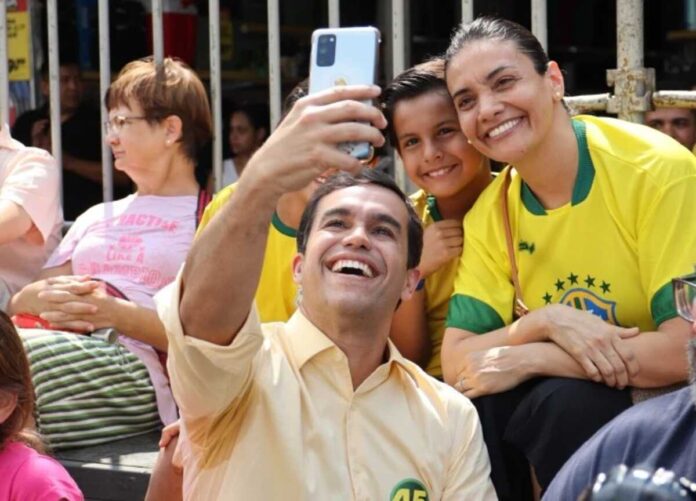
[157,274,496,500]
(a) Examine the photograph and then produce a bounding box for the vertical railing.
[267,0,281,131]
[531,0,548,52]
[209,0,223,191]
[329,0,340,28]
[391,0,410,192]
[152,0,164,65]
[607,0,651,122]
[47,0,62,202]
[0,3,9,127]
[461,0,474,23]
[98,0,113,202]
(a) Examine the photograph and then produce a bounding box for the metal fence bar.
[611,0,647,122]
[329,0,340,27]
[461,0,474,23]
[209,0,223,191]
[152,0,164,64]
[267,0,281,130]
[0,3,8,127]
[98,0,113,202]
[531,0,548,52]
[565,93,611,113]
[47,0,62,201]
[391,0,409,192]
[652,90,696,108]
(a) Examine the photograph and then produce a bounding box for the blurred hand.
[30,118,51,152]
[418,219,463,278]
[543,304,640,388]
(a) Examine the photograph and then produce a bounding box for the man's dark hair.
[297,168,423,270]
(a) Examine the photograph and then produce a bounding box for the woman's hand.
[159,420,181,448]
[418,219,463,278]
[38,281,119,333]
[543,304,640,388]
[453,345,534,399]
[9,275,97,316]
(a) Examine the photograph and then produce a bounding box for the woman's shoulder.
[577,115,696,179]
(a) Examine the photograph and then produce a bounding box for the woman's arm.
[6,262,77,315]
[34,284,168,351]
[442,305,641,389]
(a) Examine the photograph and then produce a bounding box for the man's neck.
[300,304,391,389]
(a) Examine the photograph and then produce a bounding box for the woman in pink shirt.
[7,57,213,450]
[0,311,83,500]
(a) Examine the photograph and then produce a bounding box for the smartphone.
[309,26,381,161]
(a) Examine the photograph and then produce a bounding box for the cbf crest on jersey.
[542,272,618,325]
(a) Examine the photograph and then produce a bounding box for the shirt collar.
[284,310,419,381]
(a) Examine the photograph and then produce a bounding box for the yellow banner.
[8,11,30,81]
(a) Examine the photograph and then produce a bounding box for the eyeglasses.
[103,115,148,135]
[673,272,696,323]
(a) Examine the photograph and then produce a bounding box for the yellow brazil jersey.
[447,115,696,334]
[197,183,299,323]
[409,190,460,379]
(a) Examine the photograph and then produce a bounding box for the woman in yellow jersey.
[441,17,696,500]
[381,58,492,379]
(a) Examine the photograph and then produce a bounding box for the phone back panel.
[309,27,380,159]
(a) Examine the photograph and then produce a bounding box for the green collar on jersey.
[271,211,297,237]
[426,194,444,222]
[520,119,595,215]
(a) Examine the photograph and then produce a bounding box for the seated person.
[0,310,83,500]
[12,59,130,220]
[213,102,270,188]
[441,17,696,500]
[382,58,493,378]
[156,84,495,499]
[6,56,212,450]
[0,124,62,311]
[544,272,696,500]
[645,106,696,152]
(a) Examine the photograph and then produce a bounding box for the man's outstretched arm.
[179,85,386,346]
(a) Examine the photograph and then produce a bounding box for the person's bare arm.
[390,289,431,367]
[179,85,386,346]
[0,199,33,245]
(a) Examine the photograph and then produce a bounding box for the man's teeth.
[488,118,520,138]
[331,259,374,278]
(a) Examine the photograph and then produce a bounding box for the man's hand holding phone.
[240,84,386,198]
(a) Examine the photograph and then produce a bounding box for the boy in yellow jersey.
[381,59,492,379]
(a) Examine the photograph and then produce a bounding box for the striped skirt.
[19,329,162,450]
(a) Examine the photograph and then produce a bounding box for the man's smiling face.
[293,184,417,318]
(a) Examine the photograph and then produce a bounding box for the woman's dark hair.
[296,168,423,270]
[381,58,449,151]
[279,78,309,125]
[444,16,549,76]
[0,311,43,452]
[232,102,271,138]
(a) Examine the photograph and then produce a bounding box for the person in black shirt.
[13,61,130,220]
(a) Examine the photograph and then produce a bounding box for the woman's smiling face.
[446,39,564,165]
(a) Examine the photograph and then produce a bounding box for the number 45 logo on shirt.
[390,478,429,501]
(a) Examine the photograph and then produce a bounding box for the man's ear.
[400,268,422,303]
[163,115,184,144]
[292,254,304,285]
[0,390,18,425]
